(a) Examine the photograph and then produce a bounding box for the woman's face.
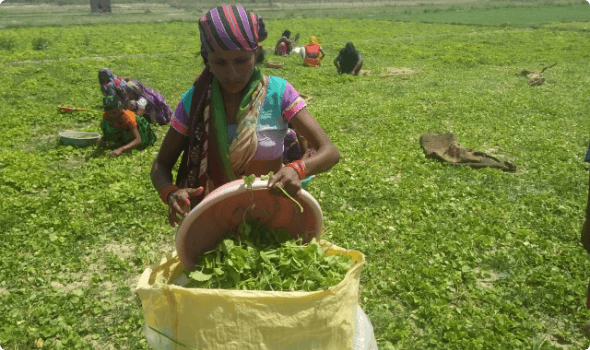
[104,107,124,119]
[98,71,110,85]
[207,50,256,95]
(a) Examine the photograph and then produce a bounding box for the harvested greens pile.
[186,220,355,292]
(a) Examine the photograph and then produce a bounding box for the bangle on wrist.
[159,184,179,205]
[286,160,306,180]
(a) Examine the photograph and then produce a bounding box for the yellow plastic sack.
[136,240,365,350]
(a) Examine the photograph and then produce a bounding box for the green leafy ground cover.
[1,1,587,28]
[1,11,590,350]
[357,1,590,26]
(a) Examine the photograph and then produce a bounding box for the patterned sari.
[101,110,157,149]
[125,80,172,125]
[180,68,268,203]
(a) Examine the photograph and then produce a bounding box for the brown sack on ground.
[516,62,557,86]
[420,133,516,172]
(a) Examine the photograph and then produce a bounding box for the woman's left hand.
[267,166,301,197]
[110,148,124,157]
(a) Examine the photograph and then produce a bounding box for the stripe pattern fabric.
[199,6,267,56]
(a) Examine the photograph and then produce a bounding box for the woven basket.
[266,61,284,69]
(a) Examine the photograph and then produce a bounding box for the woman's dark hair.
[345,42,356,53]
[256,47,266,64]
[282,30,291,38]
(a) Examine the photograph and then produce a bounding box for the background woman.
[100,95,157,157]
[274,30,298,57]
[334,42,364,76]
[283,126,314,164]
[303,36,325,67]
[98,68,128,104]
[123,79,173,125]
[150,6,339,227]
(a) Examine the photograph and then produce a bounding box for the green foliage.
[0,38,14,50]
[32,37,50,50]
[243,173,256,187]
[187,220,355,291]
[378,2,590,27]
[1,11,590,350]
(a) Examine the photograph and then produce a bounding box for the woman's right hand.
[167,187,204,227]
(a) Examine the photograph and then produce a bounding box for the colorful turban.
[198,5,267,59]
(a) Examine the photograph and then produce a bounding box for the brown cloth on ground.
[420,133,516,172]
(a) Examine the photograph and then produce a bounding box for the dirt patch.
[482,145,500,154]
[0,288,10,295]
[51,280,86,293]
[384,171,402,184]
[380,67,417,77]
[83,335,117,350]
[99,280,117,293]
[475,269,500,289]
[546,338,572,350]
[357,67,417,77]
[104,242,135,260]
[81,259,104,280]
[127,274,142,291]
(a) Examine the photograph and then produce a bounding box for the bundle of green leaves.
[187,220,355,292]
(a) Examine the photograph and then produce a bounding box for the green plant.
[1,13,590,349]
[187,222,354,291]
[32,37,49,50]
[0,38,14,50]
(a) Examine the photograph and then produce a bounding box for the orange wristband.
[286,160,306,180]
[158,184,179,205]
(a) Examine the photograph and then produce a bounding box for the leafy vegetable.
[242,174,256,187]
[187,220,355,292]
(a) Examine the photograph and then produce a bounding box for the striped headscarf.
[199,5,268,61]
[183,6,268,202]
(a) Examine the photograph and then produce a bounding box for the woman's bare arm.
[285,107,339,176]
[110,126,141,156]
[151,127,187,190]
[267,107,338,194]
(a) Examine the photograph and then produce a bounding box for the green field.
[1,0,589,27]
[2,2,590,349]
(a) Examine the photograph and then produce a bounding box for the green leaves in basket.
[189,270,213,282]
[187,220,355,292]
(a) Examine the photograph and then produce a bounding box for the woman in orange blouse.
[99,95,157,157]
[303,36,325,67]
